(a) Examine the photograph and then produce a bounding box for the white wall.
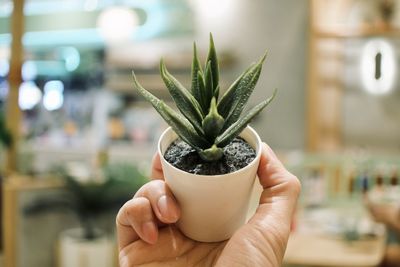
[343,39,400,151]
[193,0,309,150]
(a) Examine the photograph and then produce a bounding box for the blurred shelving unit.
[307,0,400,152]
[104,41,235,96]
[316,26,400,38]
[96,42,236,167]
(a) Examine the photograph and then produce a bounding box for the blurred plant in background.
[0,111,12,149]
[24,162,148,240]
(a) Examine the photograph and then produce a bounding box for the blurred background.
[1,0,400,266]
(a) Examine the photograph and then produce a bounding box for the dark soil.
[164,137,256,175]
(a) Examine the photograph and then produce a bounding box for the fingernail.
[157,195,179,222]
[141,221,157,244]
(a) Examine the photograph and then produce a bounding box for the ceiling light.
[97,7,138,44]
[360,39,397,95]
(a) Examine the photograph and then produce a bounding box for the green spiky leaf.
[204,61,215,112]
[217,62,256,118]
[198,144,223,162]
[160,59,205,134]
[221,52,267,131]
[206,33,219,94]
[202,97,224,140]
[213,85,220,101]
[216,89,277,147]
[132,35,277,163]
[197,71,208,113]
[132,72,210,149]
[191,42,203,104]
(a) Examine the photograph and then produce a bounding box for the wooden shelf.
[306,0,400,152]
[315,26,400,39]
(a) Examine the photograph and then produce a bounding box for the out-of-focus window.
[0,0,196,174]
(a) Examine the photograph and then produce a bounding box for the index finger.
[151,153,164,180]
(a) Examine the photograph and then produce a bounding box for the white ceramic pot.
[158,126,262,242]
[58,228,114,267]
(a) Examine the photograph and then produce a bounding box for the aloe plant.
[132,34,276,162]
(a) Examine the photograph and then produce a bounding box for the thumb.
[216,143,300,267]
[249,142,301,231]
[151,153,164,180]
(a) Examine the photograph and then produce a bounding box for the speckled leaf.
[198,144,224,162]
[202,97,225,140]
[197,71,208,114]
[191,42,203,106]
[160,60,204,135]
[216,89,277,147]
[221,52,267,131]
[206,33,219,94]
[213,85,220,101]
[204,61,214,113]
[217,62,256,118]
[132,71,210,149]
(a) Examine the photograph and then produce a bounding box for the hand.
[116,143,301,267]
[366,200,400,229]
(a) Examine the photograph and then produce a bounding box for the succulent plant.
[132,34,276,162]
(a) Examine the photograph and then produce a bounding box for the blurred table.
[283,204,387,267]
[284,232,386,267]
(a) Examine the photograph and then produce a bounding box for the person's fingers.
[116,197,158,249]
[151,153,164,180]
[135,179,180,224]
[117,180,180,249]
[231,143,300,265]
[249,142,301,233]
[257,142,301,202]
[365,200,378,217]
[257,143,299,192]
[119,225,224,266]
[119,226,195,266]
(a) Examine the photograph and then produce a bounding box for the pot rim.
[158,126,262,178]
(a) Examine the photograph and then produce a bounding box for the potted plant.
[132,34,276,242]
[25,163,148,267]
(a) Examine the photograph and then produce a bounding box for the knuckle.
[119,250,133,267]
[268,162,284,174]
[287,175,301,195]
[116,198,150,227]
[116,208,124,225]
[147,179,165,189]
[116,200,136,226]
[134,179,165,197]
[125,197,149,218]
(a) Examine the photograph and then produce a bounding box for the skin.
[366,197,400,267]
[367,201,400,233]
[117,143,301,267]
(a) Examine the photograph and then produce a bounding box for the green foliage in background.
[133,34,276,161]
[0,113,12,149]
[24,163,148,240]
